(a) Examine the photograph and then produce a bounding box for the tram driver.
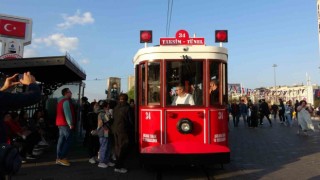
[172,84,195,106]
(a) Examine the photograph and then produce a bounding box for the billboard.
[107,77,121,100]
[0,13,32,58]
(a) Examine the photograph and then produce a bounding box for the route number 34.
[178,33,186,38]
[218,111,223,120]
[145,112,151,120]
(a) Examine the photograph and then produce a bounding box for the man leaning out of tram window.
[172,84,195,106]
[209,79,219,105]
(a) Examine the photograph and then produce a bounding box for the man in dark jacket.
[81,96,92,147]
[112,93,133,174]
[0,72,41,144]
[230,100,240,127]
[259,99,272,126]
[278,99,285,123]
[209,79,219,105]
[271,103,278,120]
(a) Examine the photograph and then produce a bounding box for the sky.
[1,0,320,102]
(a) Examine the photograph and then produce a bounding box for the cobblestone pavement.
[213,117,320,180]
[7,117,320,180]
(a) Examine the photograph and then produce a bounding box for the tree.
[127,86,135,101]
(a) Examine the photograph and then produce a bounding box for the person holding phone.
[0,72,41,144]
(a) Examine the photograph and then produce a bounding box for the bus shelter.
[0,54,86,130]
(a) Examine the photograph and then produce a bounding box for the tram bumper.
[140,142,230,165]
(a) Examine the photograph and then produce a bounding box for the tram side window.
[209,62,220,105]
[148,62,160,105]
[166,61,203,106]
[141,64,146,105]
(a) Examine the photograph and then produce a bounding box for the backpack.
[0,143,22,175]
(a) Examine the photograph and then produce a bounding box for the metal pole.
[272,64,277,103]
[77,81,82,138]
[317,0,320,67]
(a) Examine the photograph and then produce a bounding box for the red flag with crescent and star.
[0,19,26,38]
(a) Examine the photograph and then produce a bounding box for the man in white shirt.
[172,84,195,106]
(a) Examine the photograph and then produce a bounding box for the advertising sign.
[160,29,205,45]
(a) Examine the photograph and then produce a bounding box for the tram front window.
[166,61,203,106]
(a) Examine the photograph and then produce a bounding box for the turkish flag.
[0,19,26,38]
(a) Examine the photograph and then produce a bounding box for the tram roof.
[0,55,86,83]
[133,45,228,65]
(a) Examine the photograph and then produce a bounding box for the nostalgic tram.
[133,29,230,165]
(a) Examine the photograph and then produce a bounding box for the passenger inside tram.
[171,84,195,106]
[209,79,219,105]
[190,83,203,105]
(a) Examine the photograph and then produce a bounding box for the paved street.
[214,117,320,180]
[8,117,320,180]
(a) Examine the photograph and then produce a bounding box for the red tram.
[133,30,230,165]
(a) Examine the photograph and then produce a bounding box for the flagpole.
[306,72,308,86]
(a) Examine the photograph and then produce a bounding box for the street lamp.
[272,64,277,103]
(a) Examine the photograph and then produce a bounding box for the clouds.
[23,10,93,64]
[81,58,89,64]
[57,10,94,29]
[34,33,79,53]
[23,48,37,58]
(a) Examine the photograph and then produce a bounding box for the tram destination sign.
[160,29,205,46]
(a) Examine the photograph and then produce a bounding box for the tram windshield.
[139,59,226,107]
[167,61,203,106]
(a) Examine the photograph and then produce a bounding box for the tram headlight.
[177,118,193,134]
[215,30,228,43]
[140,30,152,43]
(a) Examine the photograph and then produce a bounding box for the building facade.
[128,75,135,91]
[245,84,320,106]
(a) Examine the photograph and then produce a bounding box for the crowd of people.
[228,98,320,135]
[80,94,134,173]
[2,72,320,177]
[0,72,135,176]
[53,87,135,174]
[3,109,51,163]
